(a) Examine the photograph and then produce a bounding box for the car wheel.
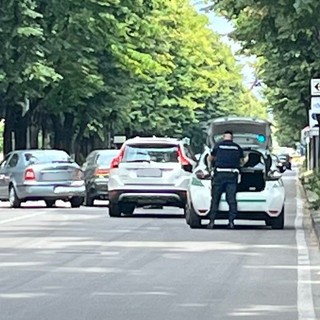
[70,197,84,208]
[9,186,21,208]
[84,193,94,206]
[121,203,135,215]
[109,202,121,217]
[185,202,202,229]
[271,207,284,230]
[45,200,56,208]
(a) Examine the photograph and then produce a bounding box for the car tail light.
[24,168,36,181]
[95,168,110,176]
[177,147,191,166]
[110,147,125,169]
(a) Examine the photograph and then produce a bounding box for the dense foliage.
[209,0,320,146]
[0,0,264,159]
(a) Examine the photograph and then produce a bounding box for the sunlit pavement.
[0,168,319,320]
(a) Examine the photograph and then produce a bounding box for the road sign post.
[310,79,320,170]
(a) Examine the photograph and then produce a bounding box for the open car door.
[186,146,212,228]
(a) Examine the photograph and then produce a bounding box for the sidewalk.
[300,175,320,244]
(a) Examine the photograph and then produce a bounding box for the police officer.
[207,130,245,229]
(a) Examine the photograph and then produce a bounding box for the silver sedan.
[0,149,85,208]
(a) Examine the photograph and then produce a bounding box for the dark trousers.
[210,171,238,222]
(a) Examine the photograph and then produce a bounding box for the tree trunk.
[30,124,39,149]
[62,113,74,153]
[4,104,15,154]
[52,114,63,149]
[14,116,27,150]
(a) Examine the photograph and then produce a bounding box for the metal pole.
[316,114,320,171]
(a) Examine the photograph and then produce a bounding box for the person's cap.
[224,130,233,135]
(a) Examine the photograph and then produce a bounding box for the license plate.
[54,186,85,194]
[137,168,162,177]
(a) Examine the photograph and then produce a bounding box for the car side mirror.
[268,171,282,180]
[277,165,286,173]
[195,169,211,180]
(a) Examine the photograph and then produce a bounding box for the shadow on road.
[122,213,185,219]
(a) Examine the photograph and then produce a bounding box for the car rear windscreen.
[24,151,72,163]
[96,153,119,166]
[123,144,179,163]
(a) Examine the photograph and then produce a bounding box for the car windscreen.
[96,152,119,166]
[24,151,73,164]
[122,144,179,163]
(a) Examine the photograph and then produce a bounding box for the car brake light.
[95,168,110,176]
[178,147,191,166]
[24,168,35,181]
[110,147,125,169]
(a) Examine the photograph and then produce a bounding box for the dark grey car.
[0,149,85,208]
[82,149,120,206]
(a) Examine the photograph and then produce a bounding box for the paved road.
[0,169,319,320]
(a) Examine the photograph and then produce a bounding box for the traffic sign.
[309,110,318,127]
[311,78,320,96]
[311,97,320,113]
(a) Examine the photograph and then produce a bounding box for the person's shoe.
[227,221,235,229]
[207,220,215,229]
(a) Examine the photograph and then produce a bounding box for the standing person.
[207,131,245,229]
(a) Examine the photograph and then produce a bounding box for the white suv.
[107,137,197,217]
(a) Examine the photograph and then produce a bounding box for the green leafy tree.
[210,0,320,144]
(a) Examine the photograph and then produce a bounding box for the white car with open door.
[185,117,286,229]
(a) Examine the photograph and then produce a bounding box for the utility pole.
[22,96,30,149]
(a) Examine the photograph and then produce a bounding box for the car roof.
[90,149,119,154]
[9,149,67,155]
[124,137,181,145]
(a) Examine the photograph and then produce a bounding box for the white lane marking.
[295,177,316,320]
[0,211,46,225]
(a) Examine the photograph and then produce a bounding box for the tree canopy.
[0,0,265,159]
[210,0,320,146]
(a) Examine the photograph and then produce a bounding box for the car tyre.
[70,197,84,208]
[109,202,121,217]
[9,186,21,208]
[185,202,202,229]
[270,207,284,230]
[121,203,135,216]
[45,200,56,208]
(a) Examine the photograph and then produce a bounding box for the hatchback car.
[0,149,85,208]
[82,149,120,206]
[107,137,197,217]
[186,117,286,229]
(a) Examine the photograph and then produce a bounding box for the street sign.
[113,135,126,144]
[311,78,320,96]
[311,97,320,113]
[309,110,318,127]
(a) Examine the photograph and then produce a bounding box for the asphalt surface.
[0,169,320,320]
